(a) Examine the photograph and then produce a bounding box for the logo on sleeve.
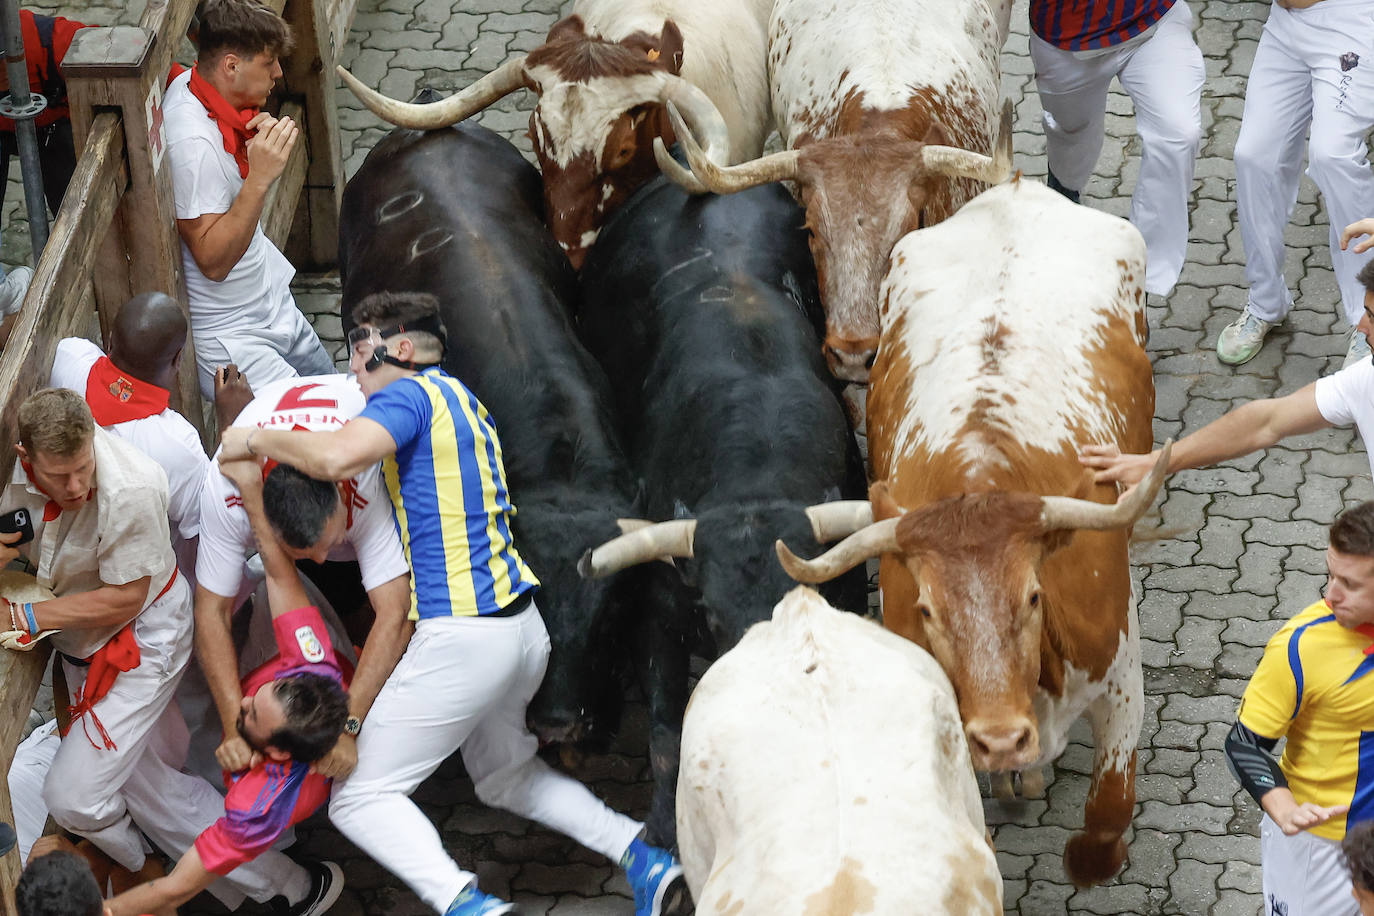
[295,625,326,663]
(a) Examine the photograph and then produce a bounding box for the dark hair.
[17,850,103,916]
[267,673,349,763]
[1359,259,1374,297]
[1345,819,1374,892]
[195,0,294,64]
[350,291,447,360]
[1331,501,1374,558]
[263,464,339,550]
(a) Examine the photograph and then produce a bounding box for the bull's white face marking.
[579,229,599,249]
[880,181,1147,463]
[526,66,667,170]
[376,190,423,224]
[409,228,454,262]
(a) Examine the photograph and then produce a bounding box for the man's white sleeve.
[168,137,235,221]
[1313,361,1372,427]
[349,469,409,593]
[193,459,252,598]
[164,420,210,541]
[49,337,100,392]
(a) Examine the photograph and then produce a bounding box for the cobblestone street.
[10,0,1374,912]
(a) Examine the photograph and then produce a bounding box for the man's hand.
[214,364,254,430]
[312,732,357,780]
[215,734,259,773]
[1263,788,1348,835]
[244,113,298,188]
[220,426,255,462]
[1341,218,1374,255]
[0,528,24,566]
[1078,444,1161,487]
[218,455,264,494]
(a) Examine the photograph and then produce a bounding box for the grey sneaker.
[0,266,33,317]
[1345,329,1372,369]
[1216,309,1277,366]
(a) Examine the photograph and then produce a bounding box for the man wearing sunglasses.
[219,291,689,916]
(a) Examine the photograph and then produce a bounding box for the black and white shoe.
[273,860,344,916]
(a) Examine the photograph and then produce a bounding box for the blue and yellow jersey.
[1238,600,1374,840]
[359,367,539,619]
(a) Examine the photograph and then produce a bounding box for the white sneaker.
[0,267,33,317]
[1216,309,1277,366]
[1345,329,1372,369]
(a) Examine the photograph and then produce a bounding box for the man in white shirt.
[195,373,412,781]
[1081,258,1374,486]
[163,0,332,398]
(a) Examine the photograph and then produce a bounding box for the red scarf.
[1357,623,1374,656]
[64,622,141,750]
[21,460,93,522]
[85,357,169,426]
[186,65,257,178]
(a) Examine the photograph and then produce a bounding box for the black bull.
[578,171,868,846]
[338,122,640,745]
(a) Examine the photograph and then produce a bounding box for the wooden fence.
[0,0,355,906]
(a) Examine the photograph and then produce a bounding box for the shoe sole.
[299,861,345,916]
[650,868,691,916]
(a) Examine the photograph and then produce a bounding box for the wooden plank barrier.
[0,0,354,906]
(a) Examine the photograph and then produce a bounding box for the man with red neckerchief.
[162,0,332,399]
[1225,501,1374,914]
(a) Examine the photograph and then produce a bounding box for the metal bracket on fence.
[0,92,45,120]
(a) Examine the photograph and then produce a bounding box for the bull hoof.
[1018,766,1045,799]
[1063,832,1126,887]
[990,771,1015,800]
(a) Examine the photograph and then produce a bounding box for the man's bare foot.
[214,364,253,428]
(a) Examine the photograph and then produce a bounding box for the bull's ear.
[546,14,586,43]
[658,20,685,74]
[870,481,905,522]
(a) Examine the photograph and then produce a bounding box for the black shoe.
[1046,170,1081,205]
[0,822,14,858]
[271,860,344,916]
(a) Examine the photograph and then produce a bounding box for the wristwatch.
[343,716,362,737]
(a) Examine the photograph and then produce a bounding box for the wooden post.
[281,0,348,270]
[63,26,206,447]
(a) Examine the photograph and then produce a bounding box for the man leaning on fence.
[163,0,332,399]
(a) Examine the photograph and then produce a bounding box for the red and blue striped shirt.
[1030,0,1175,52]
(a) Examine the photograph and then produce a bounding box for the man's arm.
[104,845,218,916]
[175,115,298,282]
[220,418,397,483]
[1226,719,1350,834]
[312,573,412,779]
[1080,383,1329,487]
[218,457,309,614]
[193,583,255,772]
[27,578,149,630]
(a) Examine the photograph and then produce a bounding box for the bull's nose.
[823,335,880,383]
[965,718,1038,771]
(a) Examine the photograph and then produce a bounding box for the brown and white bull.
[678,585,1002,915]
[775,176,1166,886]
[656,0,1009,381]
[336,0,772,268]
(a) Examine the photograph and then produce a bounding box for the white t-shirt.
[195,374,409,599]
[49,337,207,542]
[162,70,297,337]
[1315,358,1374,479]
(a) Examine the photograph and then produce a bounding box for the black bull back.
[578,169,868,845]
[339,122,640,746]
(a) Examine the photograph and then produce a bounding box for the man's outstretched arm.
[220,417,396,483]
[218,457,309,615]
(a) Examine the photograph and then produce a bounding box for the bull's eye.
[918,604,932,619]
[1029,592,1041,608]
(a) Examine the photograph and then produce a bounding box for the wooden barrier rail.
[0,0,353,906]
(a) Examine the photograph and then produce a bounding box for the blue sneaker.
[621,837,689,916]
[444,885,516,916]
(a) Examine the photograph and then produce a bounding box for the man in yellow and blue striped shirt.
[221,291,684,916]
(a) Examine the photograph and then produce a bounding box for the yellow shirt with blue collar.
[1238,599,1374,840]
[359,366,538,620]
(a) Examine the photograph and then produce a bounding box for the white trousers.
[1030,0,1205,296]
[1235,0,1374,325]
[330,605,642,913]
[193,303,334,400]
[1260,814,1359,915]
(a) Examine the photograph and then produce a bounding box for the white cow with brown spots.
[337,0,772,269]
[657,0,1008,382]
[777,176,1169,887]
[678,586,1002,915]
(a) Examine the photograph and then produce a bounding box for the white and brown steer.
[777,176,1166,886]
[678,586,1002,915]
[657,0,1010,381]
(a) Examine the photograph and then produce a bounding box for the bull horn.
[616,518,653,535]
[775,518,900,584]
[919,98,1013,186]
[578,519,697,579]
[804,500,874,543]
[1039,439,1173,532]
[656,100,801,196]
[336,56,528,131]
